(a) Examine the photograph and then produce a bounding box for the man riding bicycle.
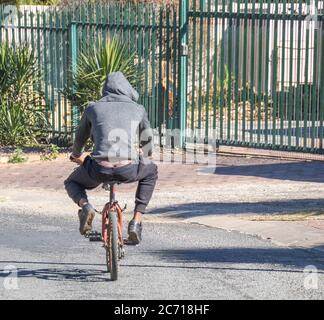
[64,72,158,244]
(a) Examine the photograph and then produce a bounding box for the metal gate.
[185,0,324,153]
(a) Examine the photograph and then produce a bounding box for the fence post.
[179,0,188,148]
[70,21,78,141]
[320,13,324,152]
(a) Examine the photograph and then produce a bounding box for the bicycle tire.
[107,211,118,281]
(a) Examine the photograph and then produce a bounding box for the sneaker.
[127,219,142,244]
[78,204,96,235]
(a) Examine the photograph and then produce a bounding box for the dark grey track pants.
[64,156,158,214]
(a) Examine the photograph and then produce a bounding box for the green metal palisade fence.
[0,1,323,153]
[186,0,324,153]
[0,2,179,146]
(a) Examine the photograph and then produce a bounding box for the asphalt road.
[0,209,323,300]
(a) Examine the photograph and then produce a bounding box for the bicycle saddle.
[102,181,121,190]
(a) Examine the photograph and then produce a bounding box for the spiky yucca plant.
[66,37,139,112]
[0,44,47,146]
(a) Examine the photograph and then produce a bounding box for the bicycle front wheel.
[106,211,118,281]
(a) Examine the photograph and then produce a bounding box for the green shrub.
[40,144,60,161]
[64,37,139,112]
[0,44,48,146]
[8,148,27,163]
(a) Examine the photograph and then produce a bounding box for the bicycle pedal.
[87,231,102,242]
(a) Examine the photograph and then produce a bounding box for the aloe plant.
[65,37,139,112]
[0,44,47,146]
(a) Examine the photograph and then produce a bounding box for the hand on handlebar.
[69,153,89,165]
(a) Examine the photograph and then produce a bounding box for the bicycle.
[70,154,132,281]
[87,182,127,281]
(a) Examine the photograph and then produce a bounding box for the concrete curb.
[181,215,324,251]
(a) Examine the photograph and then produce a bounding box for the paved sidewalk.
[1,152,324,189]
[0,153,323,249]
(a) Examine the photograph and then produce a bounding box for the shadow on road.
[151,247,324,271]
[0,260,321,280]
[1,242,324,284]
[119,263,316,274]
[211,161,324,183]
[149,199,324,217]
[0,264,109,282]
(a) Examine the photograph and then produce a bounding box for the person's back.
[65,72,158,244]
[72,72,152,162]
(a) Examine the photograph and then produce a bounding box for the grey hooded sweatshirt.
[72,72,153,162]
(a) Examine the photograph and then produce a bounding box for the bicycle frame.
[101,184,124,250]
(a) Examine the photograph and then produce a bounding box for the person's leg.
[133,211,142,222]
[112,159,158,219]
[128,160,158,244]
[134,160,158,217]
[64,159,101,235]
[64,165,100,207]
[111,159,158,243]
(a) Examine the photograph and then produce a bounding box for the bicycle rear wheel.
[106,211,118,281]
